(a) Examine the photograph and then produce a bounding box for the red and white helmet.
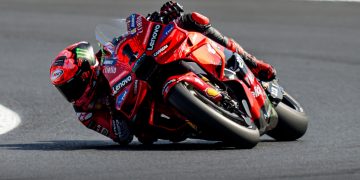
[50,41,99,102]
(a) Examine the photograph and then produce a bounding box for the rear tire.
[168,83,260,148]
[267,92,308,141]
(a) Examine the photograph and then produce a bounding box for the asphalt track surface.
[1,0,360,179]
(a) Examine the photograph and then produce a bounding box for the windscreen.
[95,19,128,46]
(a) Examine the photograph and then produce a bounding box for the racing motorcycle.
[95,14,308,148]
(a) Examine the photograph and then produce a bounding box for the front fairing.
[95,16,148,120]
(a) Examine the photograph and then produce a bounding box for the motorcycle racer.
[50,1,276,145]
[50,41,133,145]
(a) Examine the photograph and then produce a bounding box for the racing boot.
[226,38,277,81]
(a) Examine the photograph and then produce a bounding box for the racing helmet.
[50,41,98,102]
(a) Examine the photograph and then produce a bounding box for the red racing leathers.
[72,67,133,144]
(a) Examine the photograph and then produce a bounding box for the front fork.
[225,55,280,134]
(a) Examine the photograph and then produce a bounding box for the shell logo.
[205,88,220,97]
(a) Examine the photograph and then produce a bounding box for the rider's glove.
[160,1,184,24]
[147,11,162,23]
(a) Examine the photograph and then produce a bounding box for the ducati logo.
[103,66,116,74]
[205,88,220,97]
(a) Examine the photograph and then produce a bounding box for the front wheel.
[168,83,260,148]
[267,91,308,141]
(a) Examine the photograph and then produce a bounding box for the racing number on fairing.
[122,44,138,64]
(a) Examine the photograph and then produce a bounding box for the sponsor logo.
[252,85,264,98]
[103,66,116,74]
[235,54,244,68]
[160,24,174,42]
[153,44,169,57]
[147,24,162,51]
[76,48,94,61]
[271,86,279,97]
[94,125,109,136]
[205,88,220,97]
[103,58,117,66]
[50,69,63,81]
[136,15,143,34]
[130,14,136,29]
[162,79,176,95]
[129,14,137,35]
[116,90,128,109]
[76,112,93,122]
[133,80,139,95]
[112,75,132,95]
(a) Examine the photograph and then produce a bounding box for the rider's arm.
[73,106,114,139]
[151,1,276,80]
[177,12,245,54]
[73,106,132,144]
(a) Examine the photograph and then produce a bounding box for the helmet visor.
[55,75,89,102]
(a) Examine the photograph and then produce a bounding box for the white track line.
[0,104,21,135]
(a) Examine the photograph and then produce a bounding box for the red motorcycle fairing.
[101,56,148,120]
[102,13,268,134]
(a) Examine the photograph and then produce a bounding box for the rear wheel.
[168,83,260,148]
[267,91,308,141]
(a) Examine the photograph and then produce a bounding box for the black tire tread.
[168,83,260,148]
[267,92,308,141]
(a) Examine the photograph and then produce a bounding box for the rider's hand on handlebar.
[160,1,184,24]
[147,11,162,23]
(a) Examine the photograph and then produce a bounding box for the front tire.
[267,91,308,141]
[168,83,260,148]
